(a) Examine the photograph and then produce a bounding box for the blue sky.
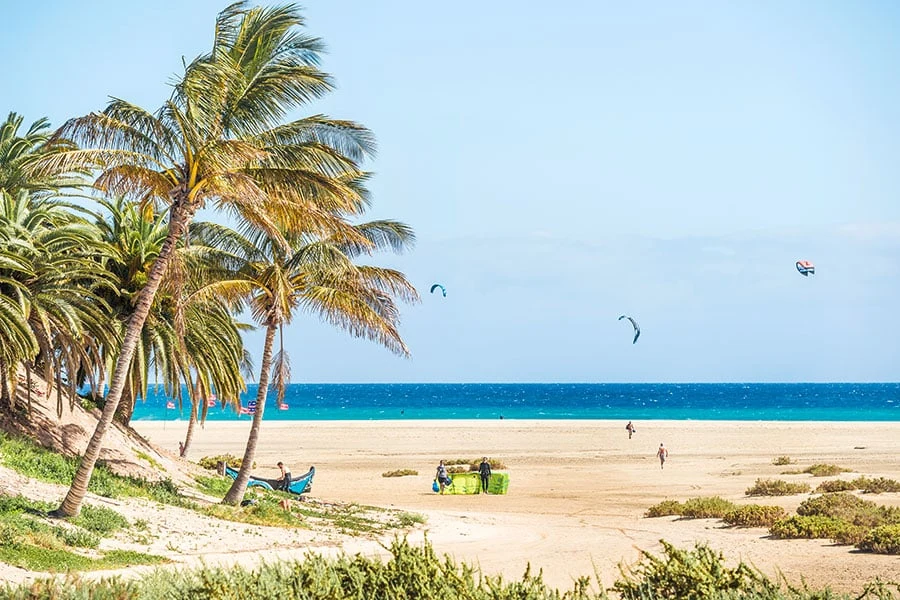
[3,1,898,382]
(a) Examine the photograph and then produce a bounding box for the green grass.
[0,432,193,508]
[135,450,162,470]
[193,474,233,497]
[0,493,166,573]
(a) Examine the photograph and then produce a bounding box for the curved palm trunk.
[52,202,195,518]
[222,321,277,505]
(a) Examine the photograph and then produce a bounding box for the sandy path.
[132,419,900,591]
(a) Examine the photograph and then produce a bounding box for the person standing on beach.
[657,444,668,469]
[277,461,291,491]
[435,460,452,494]
[626,421,635,439]
[478,457,492,494]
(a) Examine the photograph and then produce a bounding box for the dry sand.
[130,418,900,591]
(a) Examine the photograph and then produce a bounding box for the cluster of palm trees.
[0,2,418,516]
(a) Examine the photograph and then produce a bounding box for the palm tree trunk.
[0,359,11,408]
[181,378,200,458]
[222,321,277,505]
[52,202,195,518]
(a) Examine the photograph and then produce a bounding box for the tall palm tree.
[35,2,376,517]
[191,219,418,505]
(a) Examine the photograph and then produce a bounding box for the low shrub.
[723,504,787,528]
[613,540,770,600]
[857,524,900,554]
[796,493,900,530]
[858,477,900,494]
[815,479,858,493]
[73,504,129,535]
[645,500,684,518]
[769,515,864,543]
[197,454,249,470]
[804,464,852,477]
[680,497,737,519]
[746,478,811,496]
[797,492,874,520]
[382,469,418,478]
[772,456,793,466]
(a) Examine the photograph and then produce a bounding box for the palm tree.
[35,2,376,517]
[190,219,418,505]
[0,112,81,196]
[83,197,247,430]
[0,190,113,410]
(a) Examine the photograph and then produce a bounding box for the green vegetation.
[772,455,793,465]
[723,505,787,528]
[648,491,900,555]
[4,538,898,599]
[0,493,166,572]
[194,475,233,497]
[859,525,900,554]
[816,477,900,494]
[815,479,859,493]
[197,454,249,470]
[768,492,900,549]
[770,515,865,544]
[0,433,193,508]
[645,497,737,519]
[645,499,684,518]
[382,469,418,477]
[745,478,811,496]
[804,464,853,477]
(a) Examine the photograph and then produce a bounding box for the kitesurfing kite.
[618,315,640,344]
[795,260,815,276]
[430,284,447,297]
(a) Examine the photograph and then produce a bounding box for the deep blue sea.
[131,383,900,422]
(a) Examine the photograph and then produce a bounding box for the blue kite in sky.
[430,284,447,297]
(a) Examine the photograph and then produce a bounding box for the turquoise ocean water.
[131,383,899,422]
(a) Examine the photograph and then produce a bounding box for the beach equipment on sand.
[432,480,440,493]
[438,471,509,494]
[796,260,815,276]
[618,315,640,344]
[430,283,447,297]
[224,464,315,495]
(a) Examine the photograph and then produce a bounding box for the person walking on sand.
[435,460,452,494]
[657,443,668,469]
[478,457,492,494]
[625,421,635,439]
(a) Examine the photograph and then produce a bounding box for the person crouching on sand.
[657,443,668,469]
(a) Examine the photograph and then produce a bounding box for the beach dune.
[136,419,900,591]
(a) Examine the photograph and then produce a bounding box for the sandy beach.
[133,419,900,591]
